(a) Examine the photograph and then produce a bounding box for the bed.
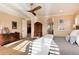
[66,30,79,45]
[26,34,60,55]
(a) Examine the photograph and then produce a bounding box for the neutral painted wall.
[0,12,22,35]
[31,15,75,37]
[0,11,76,38]
[53,15,75,37]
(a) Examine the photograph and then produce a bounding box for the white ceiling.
[0,3,79,18]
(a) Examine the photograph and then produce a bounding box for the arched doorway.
[34,22,42,37]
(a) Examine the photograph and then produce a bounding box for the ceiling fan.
[27,4,42,16]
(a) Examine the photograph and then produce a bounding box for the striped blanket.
[27,34,60,55]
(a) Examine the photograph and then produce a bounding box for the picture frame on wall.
[59,19,64,25]
[12,21,17,29]
[58,19,64,31]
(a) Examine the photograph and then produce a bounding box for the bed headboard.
[76,25,79,30]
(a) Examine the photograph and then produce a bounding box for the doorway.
[34,22,42,37]
[27,20,31,37]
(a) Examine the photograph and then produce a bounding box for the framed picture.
[59,19,64,24]
[12,21,17,29]
[58,19,64,31]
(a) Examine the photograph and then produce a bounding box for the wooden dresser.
[0,32,20,46]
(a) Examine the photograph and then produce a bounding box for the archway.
[34,22,42,37]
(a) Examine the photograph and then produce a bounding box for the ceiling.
[0,3,79,18]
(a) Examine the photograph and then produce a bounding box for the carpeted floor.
[54,37,79,55]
